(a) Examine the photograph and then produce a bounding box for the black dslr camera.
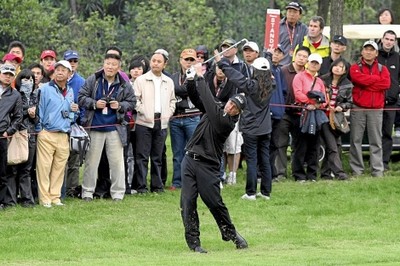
[101,96,116,107]
[306,91,325,104]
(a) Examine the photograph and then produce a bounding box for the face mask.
[20,80,33,95]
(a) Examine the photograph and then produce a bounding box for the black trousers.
[180,155,236,249]
[135,121,167,193]
[382,106,397,168]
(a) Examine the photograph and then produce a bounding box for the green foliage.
[132,0,219,72]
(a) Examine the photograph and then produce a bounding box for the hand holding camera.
[186,66,196,80]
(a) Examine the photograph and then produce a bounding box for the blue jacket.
[270,64,287,119]
[36,81,75,133]
[68,72,85,122]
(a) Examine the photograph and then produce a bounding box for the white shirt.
[153,74,162,113]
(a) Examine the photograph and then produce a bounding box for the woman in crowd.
[320,58,353,180]
[9,69,38,207]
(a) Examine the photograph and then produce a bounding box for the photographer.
[291,53,327,182]
[78,53,136,202]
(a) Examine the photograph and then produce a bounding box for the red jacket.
[349,58,390,108]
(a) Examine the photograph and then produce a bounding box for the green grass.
[2,145,400,265]
[2,168,400,265]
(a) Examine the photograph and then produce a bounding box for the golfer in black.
[180,63,248,253]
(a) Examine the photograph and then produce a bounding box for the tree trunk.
[69,0,77,17]
[330,0,344,38]
[318,0,330,22]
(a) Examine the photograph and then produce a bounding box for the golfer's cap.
[308,53,323,64]
[363,40,378,50]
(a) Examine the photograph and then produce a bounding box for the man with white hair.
[36,60,78,207]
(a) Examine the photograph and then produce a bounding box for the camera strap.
[102,79,117,98]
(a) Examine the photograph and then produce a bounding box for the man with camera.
[78,53,136,201]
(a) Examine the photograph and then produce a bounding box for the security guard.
[180,63,248,253]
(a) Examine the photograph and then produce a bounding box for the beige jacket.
[134,71,176,129]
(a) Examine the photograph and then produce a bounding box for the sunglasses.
[197,55,205,59]
[1,67,15,72]
[183,58,195,62]
[68,59,78,63]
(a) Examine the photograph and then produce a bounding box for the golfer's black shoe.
[233,232,248,249]
[193,246,208,253]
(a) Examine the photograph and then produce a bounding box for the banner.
[264,9,281,50]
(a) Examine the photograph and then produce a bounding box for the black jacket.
[186,77,238,164]
[171,71,199,115]
[0,85,22,135]
[321,75,353,111]
[378,44,400,105]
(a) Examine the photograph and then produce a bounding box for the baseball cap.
[285,2,303,14]
[2,53,22,64]
[275,44,285,54]
[363,40,378,50]
[252,57,270,70]
[0,64,16,76]
[54,60,72,72]
[332,35,347,46]
[220,38,236,49]
[180,49,197,59]
[308,53,323,64]
[41,50,56,60]
[242,42,260,53]
[229,94,247,113]
[63,50,79,61]
[154,49,169,61]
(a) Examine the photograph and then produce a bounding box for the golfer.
[180,63,248,253]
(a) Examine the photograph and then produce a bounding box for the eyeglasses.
[183,58,195,62]
[68,59,78,63]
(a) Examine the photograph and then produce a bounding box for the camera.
[101,96,116,107]
[61,110,69,119]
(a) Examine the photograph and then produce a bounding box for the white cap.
[154,49,169,61]
[242,41,260,53]
[252,57,270,70]
[308,53,323,64]
[363,40,378,50]
[54,60,72,72]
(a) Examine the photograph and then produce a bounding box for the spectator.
[2,53,22,72]
[40,49,57,82]
[195,45,210,74]
[9,69,38,207]
[275,46,311,180]
[272,1,308,66]
[264,45,288,181]
[349,41,390,177]
[320,35,349,75]
[79,53,136,201]
[217,54,275,200]
[320,58,352,180]
[36,60,78,208]
[133,50,176,193]
[7,41,26,75]
[28,63,45,89]
[377,31,400,171]
[377,8,395,25]
[292,53,327,182]
[0,64,23,210]
[62,50,85,197]
[169,49,200,190]
[242,41,259,65]
[294,16,330,60]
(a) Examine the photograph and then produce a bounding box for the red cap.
[2,53,22,64]
[40,50,56,60]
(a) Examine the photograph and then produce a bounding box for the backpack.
[70,123,90,166]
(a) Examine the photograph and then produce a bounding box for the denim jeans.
[170,115,200,187]
[243,133,272,196]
